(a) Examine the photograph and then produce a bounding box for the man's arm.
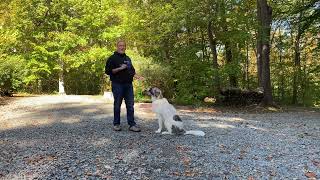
[131,64,136,75]
[105,57,113,75]
[130,62,144,80]
[105,57,127,75]
[112,64,127,74]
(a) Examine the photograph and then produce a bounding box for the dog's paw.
[155,129,161,133]
[161,131,171,135]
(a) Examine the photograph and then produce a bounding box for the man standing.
[105,40,141,132]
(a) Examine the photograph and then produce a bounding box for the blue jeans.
[111,82,136,127]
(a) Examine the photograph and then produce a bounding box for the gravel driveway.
[0,95,319,179]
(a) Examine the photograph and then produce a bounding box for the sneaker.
[113,125,121,131]
[129,125,141,132]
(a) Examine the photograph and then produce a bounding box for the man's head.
[116,40,126,54]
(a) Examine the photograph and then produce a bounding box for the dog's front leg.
[155,114,164,133]
[161,124,172,135]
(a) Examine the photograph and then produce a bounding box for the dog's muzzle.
[143,88,152,96]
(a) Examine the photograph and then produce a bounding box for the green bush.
[0,56,25,95]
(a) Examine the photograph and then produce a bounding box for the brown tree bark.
[278,28,285,102]
[207,21,221,94]
[225,41,238,87]
[256,3,263,87]
[257,0,273,106]
[246,41,250,89]
[292,11,303,104]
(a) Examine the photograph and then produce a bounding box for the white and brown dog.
[145,87,205,136]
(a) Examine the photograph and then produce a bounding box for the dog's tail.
[184,130,205,136]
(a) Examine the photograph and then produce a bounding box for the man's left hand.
[134,74,145,81]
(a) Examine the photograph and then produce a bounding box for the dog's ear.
[154,88,163,98]
[143,88,152,96]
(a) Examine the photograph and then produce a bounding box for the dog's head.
[144,87,163,99]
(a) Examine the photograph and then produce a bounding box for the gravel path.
[0,95,319,179]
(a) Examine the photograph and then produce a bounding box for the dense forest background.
[0,0,319,106]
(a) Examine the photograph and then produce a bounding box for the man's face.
[117,41,126,54]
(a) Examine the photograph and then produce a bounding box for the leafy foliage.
[0,0,319,106]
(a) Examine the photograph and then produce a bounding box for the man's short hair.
[117,39,126,46]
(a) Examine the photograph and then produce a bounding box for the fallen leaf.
[182,156,191,166]
[171,171,180,176]
[305,171,317,179]
[102,175,112,179]
[312,160,320,168]
[46,155,56,161]
[266,155,273,161]
[85,172,93,176]
[176,145,190,152]
[238,150,246,159]
[184,170,196,177]
[115,155,123,160]
[269,170,276,176]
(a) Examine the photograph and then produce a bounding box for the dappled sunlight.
[61,117,81,124]
[0,96,114,131]
[247,125,268,131]
[214,116,245,122]
[123,150,140,163]
[135,111,156,120]
[15,139,38,148]
[0,119,56,131]
[196,115,245,122]
[91,138,112,147]
[185,115,269,132]
[90,114,111,121]
[82,108,100,113]
[1,96,319,179]
[197,121,236,129]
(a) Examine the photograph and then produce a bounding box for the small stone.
[104,165,112,169]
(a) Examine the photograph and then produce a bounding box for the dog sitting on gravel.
[144,87,205,136]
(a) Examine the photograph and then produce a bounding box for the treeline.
[0,0,319,106]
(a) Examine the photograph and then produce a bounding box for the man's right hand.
[119,64,128,70]
[112,64,127,74]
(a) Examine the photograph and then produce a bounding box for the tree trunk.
[58,59,66,95]
[37,79,42,94]
[225,41,238,87]
[256,3,263,88]
[257,0,273,106]
[246,41,250,89]
[292,11,303,104]
[200,30,207,61]
[278,28,285,102]
[256,45,263,87]
[207,21,220,94]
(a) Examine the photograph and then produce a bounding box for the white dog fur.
[145,87,205,136]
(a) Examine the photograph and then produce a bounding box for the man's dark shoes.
[129,125,141,132]
[113,125,121,131]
